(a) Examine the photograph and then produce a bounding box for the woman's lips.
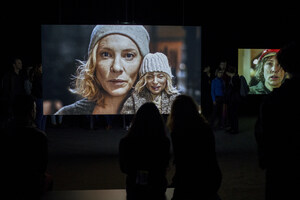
[109,79,127,86]
[151,86,161,91]
[269,75,279,80]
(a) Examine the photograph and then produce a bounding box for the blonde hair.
[69,42,106,106]
[135,72,178,95]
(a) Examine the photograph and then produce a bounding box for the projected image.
[238,49,286,95]
[42,25,201,115]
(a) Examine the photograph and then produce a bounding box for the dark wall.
[2,1,298,68]
[2,1,299,104]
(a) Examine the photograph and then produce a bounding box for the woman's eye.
[147,75,153,79]
[266,62,273,66]
[125,53,134,60]
[122,51,136,61]
[101,52,111,58]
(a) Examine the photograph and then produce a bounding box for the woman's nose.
[271,63,281,73]
[153,76,158,84]
[111,56,123,73]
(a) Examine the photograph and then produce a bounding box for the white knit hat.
[88,25,150,57]
[140,52,174,78]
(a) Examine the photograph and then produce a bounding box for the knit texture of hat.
[88,25,150,57]
[140,52,173,78]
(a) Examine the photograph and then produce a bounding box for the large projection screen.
[42,25,201,115]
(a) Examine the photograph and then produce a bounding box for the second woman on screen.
[121,52,179,114]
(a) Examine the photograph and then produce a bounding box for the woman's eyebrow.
[97,46,112,52]
[122,48,138,52]
[265,60,274,63]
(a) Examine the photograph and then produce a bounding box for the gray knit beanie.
[140,52,174,78]
[88,25,150,57]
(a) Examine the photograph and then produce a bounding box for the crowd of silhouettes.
[1,58,46,131]
[1,58,52,199]
[119,95,222,200]
[2,41,299,200]
[119,41,299,200]
[203,60,247,134]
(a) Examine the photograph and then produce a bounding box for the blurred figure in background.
[210,68,225,129]
[201,65,213,120]
[31,63,46,131]
[225,66,241,134]
[1,57,26,122]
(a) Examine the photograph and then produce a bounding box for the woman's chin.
[108,88,130,97]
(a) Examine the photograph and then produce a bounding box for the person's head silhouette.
[277,41,300,77]
[129,102,166,138]
[168,94,205,131]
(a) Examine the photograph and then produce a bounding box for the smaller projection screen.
[42,25,201,115]
[238,48,285,95]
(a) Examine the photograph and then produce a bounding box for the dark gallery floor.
[44,115,264,200]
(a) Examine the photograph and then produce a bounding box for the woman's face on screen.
[146,72,167,95]
[95,34,142,97]
[263,56,285,90]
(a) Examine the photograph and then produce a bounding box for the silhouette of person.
[30,63,46,131]
[210,68,225,129]
[1,57,26,121]
[201,65,213,120]
[255,41,300,200]
[119,102,170,200]
[3,94,51,199]
[167,95,222,200]
[225,66,241,134]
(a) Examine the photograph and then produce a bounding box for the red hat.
[258,49,280,62]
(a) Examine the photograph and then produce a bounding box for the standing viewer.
[201,65,213,119]
[31,63,46,131]
[225,66,241,134]
[210,68,225,129]
[255,42,300,200]
[1,58,26,120]
[4,95,51,199]
[119,102,170,200]
[167,95,222,200]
